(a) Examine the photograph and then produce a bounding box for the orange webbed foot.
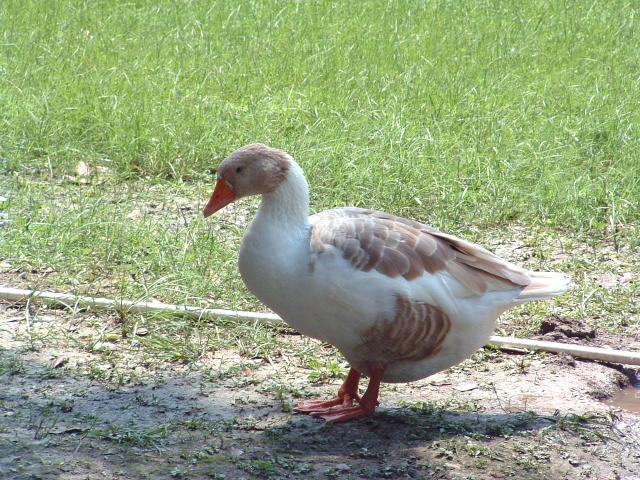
[296,366,384,424]
[311,402,375,423]
[295,367,361,415]
[295,393,358,414]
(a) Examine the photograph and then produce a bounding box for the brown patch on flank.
[357,296,451,366]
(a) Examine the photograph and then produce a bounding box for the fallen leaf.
[103,333,120,342]
[75,161,94,177]
[429,381,452,387]
[127,208,142,220]
[49,356,69,369]
[595,273,617,289]
[50,427,88,435]
[621,272,637,284]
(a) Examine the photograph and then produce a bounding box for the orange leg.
[311,367,384,423]
[295,368,361,414]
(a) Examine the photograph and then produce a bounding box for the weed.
[258,381,304,402]
[512,441,551,469]
[170,466,188,478]
[0,355,26,375]
[306,359,345,383]
[91,421,178,448]
[549,411,615,442]
[292,463,314,475]
[238,458,278,477]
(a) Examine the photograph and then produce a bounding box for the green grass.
[0,0,639,337]
[2,0,639,225]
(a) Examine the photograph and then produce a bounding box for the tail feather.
[515,271,571,302]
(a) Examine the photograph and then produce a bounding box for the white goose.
[203,144,570,423]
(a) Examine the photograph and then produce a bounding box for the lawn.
[1,0,639,306]
[0,1,639,479]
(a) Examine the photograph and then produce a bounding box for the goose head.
[203,144,292,217]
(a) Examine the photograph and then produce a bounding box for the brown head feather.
[216,144,290,199]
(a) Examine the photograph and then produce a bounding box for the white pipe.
[488,336,640,366]
[2,287,640,366]
[0,287,280,323]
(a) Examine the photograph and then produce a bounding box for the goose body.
[204,144,570,422]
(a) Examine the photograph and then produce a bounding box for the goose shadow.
[260,404,558,452]
[0,343,623,480]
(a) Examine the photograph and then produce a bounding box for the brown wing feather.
[309,207,530,296]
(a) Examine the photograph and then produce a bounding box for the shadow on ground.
[2,343,638,480]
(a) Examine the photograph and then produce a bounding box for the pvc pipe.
[2,287,639,366]
[488,336,640,366]
[0,287,280,323]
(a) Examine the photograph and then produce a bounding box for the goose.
[203,144,570,423]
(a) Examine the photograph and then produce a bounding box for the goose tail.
[515,271,571,302]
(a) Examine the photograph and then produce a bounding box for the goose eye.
[236,166,243,174]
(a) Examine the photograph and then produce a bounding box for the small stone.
[568,458,581,466]
[229,447,244,458]
[135,327,149,336]
[335,463,350,472]
[93,341,118,352]
[453,382,478,392]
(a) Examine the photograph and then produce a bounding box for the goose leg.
[295,368,361,413]
[310,367,384,423]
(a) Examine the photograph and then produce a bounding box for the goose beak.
[203,179,236,217]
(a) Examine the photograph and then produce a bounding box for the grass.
[0,2,639,347]
[1,1,639,224]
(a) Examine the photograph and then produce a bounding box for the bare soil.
[1,300,639,480]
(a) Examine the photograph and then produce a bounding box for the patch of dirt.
[533,315,640,366]
[536,316,596,341]
[1,301,640,480]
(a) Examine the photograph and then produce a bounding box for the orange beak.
[203,179,236,218]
